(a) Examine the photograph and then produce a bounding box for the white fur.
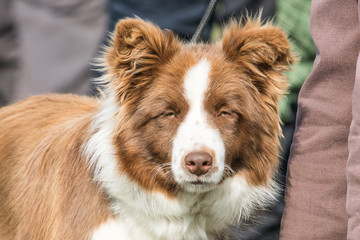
[90,174,277,240]
[84,63,278,239]
[172,59,226,192]
[85,92,119,183]
[91,219,129,240]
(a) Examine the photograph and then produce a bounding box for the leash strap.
[190,0,219,43]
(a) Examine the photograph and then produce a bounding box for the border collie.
[0,18,294,239]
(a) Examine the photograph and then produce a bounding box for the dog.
[0,18,294,240]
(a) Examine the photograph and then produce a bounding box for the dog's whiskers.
[224,164,236,177]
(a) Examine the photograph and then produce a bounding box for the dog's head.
[100,18,294,195]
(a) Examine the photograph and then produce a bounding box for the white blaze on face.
[172,59,225,186]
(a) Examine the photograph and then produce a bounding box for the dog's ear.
[222,19,295,104]
[105,18,179,103]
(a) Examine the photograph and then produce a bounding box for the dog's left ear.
[222,20,295,101]
[106,18,180,103]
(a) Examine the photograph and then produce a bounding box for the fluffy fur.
[0,18,294,240]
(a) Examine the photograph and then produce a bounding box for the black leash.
[190,0,219,44]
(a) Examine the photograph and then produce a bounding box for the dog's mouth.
[181,180,218,193]
[189,180,207,185]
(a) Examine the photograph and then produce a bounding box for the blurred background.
[0,0,315,239]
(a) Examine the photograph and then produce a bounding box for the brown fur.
[219,19,295,184]
[0,95,112,239]
[0,18,294,239]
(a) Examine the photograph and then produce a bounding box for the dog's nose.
[184,152,213,176]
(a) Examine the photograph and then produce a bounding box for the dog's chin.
[173,167,225,193]
[180,180,219,193]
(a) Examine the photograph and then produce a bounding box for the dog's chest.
[89,175,266,240]
[91,214,211,240]
[90,194,221,240]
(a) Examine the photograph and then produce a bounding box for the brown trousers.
[280,0,360,239]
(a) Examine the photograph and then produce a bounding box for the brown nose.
[184,152,213,176]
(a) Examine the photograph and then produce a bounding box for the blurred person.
[0,0,107,106]
[210,0,275,42]
[215,0,276,24]
[0,0,18,106]
[106,0,214,42]
[280,0,360,239]
[105,0,276,43]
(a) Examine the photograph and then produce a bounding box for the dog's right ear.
[105,18,179,103]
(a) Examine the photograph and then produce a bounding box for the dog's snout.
[184,152,213,176]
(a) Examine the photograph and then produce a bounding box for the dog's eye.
[218,110,232,117]
[163,111,176,118]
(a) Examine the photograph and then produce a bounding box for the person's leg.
[12,0,107,102]
[346,4,360,239]
[0,0,18,106]
[280,0,360,239]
